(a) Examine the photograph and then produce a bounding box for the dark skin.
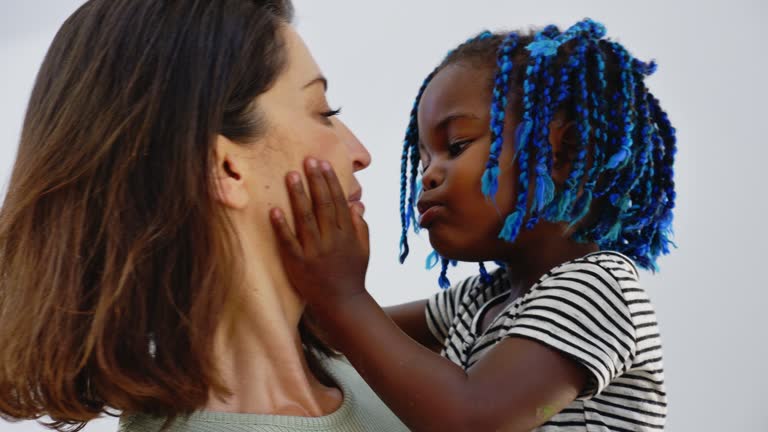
[269,63,598,432]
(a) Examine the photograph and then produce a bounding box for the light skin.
[207,25,370,417]
[270,62,599,431]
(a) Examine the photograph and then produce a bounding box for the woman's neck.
[205,229,342,416]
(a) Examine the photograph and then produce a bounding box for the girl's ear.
[212,135,249,210]
[549,119,580,186]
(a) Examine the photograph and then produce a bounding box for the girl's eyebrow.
[436,112,480,130]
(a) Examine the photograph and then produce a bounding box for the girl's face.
[240,26,371,229]
[416,62,522,261]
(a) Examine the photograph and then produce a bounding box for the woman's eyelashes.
[320,106,342,125]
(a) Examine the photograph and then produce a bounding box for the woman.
[0,0,407,431]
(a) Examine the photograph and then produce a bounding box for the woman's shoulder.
[118,357,409,432]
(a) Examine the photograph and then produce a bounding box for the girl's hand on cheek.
[270,158,370,317]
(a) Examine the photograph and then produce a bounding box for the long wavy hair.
[0,1,333,430]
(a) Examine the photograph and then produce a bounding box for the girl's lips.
[418,205,445,228]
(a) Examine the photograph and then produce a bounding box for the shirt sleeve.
[500,261,637,399]
[424,274,480,343]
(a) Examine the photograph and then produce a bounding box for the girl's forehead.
[418,64,493,128]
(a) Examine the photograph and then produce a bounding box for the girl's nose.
[421,164,443,191]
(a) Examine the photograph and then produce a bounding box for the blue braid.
[483,32,520,200]
[558,18,606,43]
[425,250,440,270]
[527,29,559,229]
[503,19,607,239]
[398,68,438,263]
[438,258,451,289]
[590,44,641,244]
[407,139,422,234]
[544,54,578,221]
[499,45,541,241]
[478,262,493,284]
[623,91,666,270]
[526,19,605,58]
[617,84,657,264]
[630,62,661,229]
[540,24,561,39]
[622,82,655,233]
[605,90,672,269]
[605,42,636,171]
[592,91,624,199]
[562,38,596,226]
[648,94,677,252]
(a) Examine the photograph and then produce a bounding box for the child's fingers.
[304,158,336,236]
[285,171,321,250]
[319,161,352,229]
[350,204,370,257]
[269,208,303,259]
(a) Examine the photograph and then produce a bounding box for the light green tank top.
[118,358,409,432]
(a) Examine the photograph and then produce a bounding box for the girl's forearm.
[314,292,479,432]
[384,299,443,352]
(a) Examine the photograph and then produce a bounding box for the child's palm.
[270,159,370,310]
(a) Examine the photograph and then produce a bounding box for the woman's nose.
[339,120,371,172]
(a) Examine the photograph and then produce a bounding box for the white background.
[1,1,766,431]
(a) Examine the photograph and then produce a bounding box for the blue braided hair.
[482,32,520,200]
[399,18,677,288]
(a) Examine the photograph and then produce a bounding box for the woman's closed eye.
[320,106,342,125]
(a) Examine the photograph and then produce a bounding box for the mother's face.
[216,25,371,231]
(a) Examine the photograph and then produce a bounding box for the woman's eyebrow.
[303,75,328,91]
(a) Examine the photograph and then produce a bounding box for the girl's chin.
[427,235,467,262]
[428,233,502,263]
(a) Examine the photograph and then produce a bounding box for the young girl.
[270,18,674,431]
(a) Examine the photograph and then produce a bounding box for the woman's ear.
[549,119,580,186]
[213,135,249,209]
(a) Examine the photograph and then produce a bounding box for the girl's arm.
[270,160,588,432]
[384,300,443,353]
[319,291,587,432]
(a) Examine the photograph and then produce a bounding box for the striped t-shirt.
[426,251,666,431]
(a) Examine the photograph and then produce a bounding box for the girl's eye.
[448,140,471,157]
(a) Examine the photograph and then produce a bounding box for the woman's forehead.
[279,26,323,89]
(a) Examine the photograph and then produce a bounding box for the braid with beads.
[399,18,677,288]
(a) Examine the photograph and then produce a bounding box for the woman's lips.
[349,200,365,216]
[348,189,364,216]
[418,205,445,228]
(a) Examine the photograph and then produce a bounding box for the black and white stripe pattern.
[426,252,666,431]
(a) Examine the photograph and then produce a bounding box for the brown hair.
[0,0,313,430]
